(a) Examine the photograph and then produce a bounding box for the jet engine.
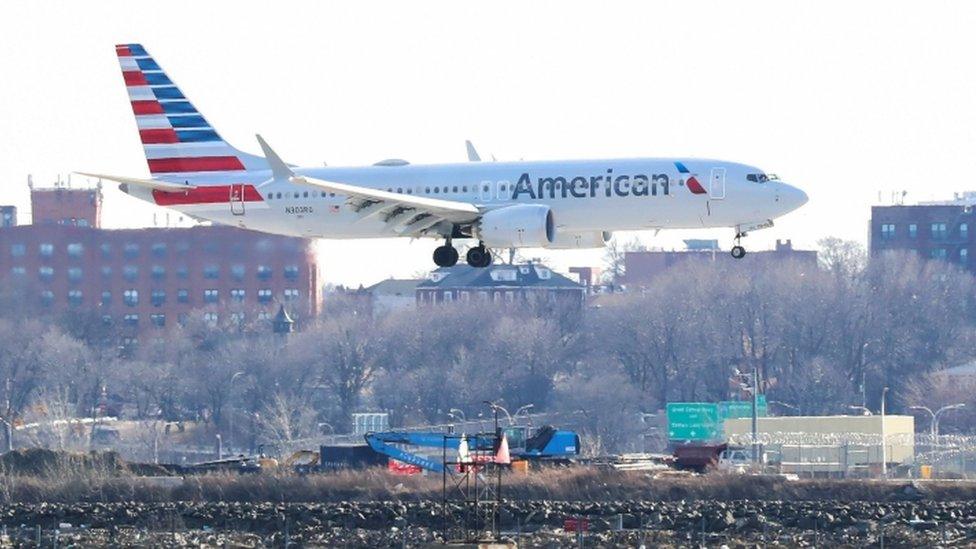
[475,204,555,248]
[546,231,612,249]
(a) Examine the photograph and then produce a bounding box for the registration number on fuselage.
[285,206,313,215]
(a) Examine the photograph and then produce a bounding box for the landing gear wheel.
[433,245,459,267]
[731,245,746,259]
[466,245,493,268]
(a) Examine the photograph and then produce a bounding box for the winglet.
[256,134,294,181]
[465,140,481,162]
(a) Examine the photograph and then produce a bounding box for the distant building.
[568,266,603,291]
[416,263,585,307]
[361,278,424,314]
[870,194,975,272]
[0,182,321,342]
[624,239,817,286]
[28,179,103,227]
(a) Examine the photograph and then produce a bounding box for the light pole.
[881,386,889,479]
[910,403,965,441]
[769,401,800,416]
[449,408,467,422]
[484,401,513,426]
[513,404,534,424]
[228,371,246,453]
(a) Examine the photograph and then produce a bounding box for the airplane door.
[480,180,494,202]
[230,183,246,215]
[709,168,726,200]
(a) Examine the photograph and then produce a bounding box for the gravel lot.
[3,498,976,547]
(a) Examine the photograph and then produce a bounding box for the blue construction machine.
[364,425,580,474]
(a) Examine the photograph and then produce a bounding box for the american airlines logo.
[511,165,705,200]
[512,170,670,200]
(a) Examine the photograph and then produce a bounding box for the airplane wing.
[290,174,481,235]
[75,172,198,192]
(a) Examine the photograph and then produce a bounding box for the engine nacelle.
[475,204,555,248]
[546,231,612,249]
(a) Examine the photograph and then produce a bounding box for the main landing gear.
[433,240,459,267]
[465,243,493,268]
[731,232,747,259]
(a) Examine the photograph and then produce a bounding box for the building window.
[284,265,299,279]
[204,289,219,303]
[123,243,140,258]
[204,265,220,279]
[101,291,111,306]
[150,314,166,328]
[176,266,189,279]
[231,265,246,280]
[11,244,25,257]
[39,243,54,257]
[178,313,189,325]
[230,312,245,325]
[101,315,112,326]
[151,289,166,306]
[151,243,167,257]
[40,290,54,306]
[880,224,895,240]
[101,266,112,279]
[962,223,969,239]
[151,265,166,280]
[258,289,273,303]
[203,312,218,326]
[124,289,139,306]
[283,288,299,301]
[175,241,190,254]
[962,248,969,264]
[100,243,112,259]
[177,289,189,303]
[257,265,272,280]
[123,314,139,327]
[10,267,25,276]
[38,266,54,282]
[231,288,246,302]
[123,265,139,282]
[443,292,453,303]
[68,267,83,282]
[67,243,84,257]
[931,248,948,260]
[908,224,917,238]
[258,310,271,321]
[932,223,948,239]
[68,290,83,306]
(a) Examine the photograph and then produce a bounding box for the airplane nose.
[778,183,808,213]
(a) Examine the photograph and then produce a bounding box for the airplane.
[83,44,808,269]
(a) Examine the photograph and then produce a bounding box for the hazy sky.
[2,1,974,286]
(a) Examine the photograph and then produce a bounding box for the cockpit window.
[747,173,770,183]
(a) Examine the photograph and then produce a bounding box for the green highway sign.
[666,402,721,441]
[667,397,768,442]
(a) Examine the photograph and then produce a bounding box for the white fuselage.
[141,157,807,242]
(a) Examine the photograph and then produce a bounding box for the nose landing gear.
[731,232,747,259]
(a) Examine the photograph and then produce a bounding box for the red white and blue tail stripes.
[115,44,264,177]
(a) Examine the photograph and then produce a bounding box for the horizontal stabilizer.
[75,172,197,192]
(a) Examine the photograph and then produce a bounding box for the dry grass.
[2,461,976,504]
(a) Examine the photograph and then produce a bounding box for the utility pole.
[881,387,889,479]
[751,368,760,464]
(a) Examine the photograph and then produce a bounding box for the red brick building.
[0,184,320,341]
[623,239,817,287]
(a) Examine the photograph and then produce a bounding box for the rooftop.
[417,263,583,289]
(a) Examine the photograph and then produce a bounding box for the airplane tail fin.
[115,44,267,179]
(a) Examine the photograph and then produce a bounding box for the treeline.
[2,240,976,453]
